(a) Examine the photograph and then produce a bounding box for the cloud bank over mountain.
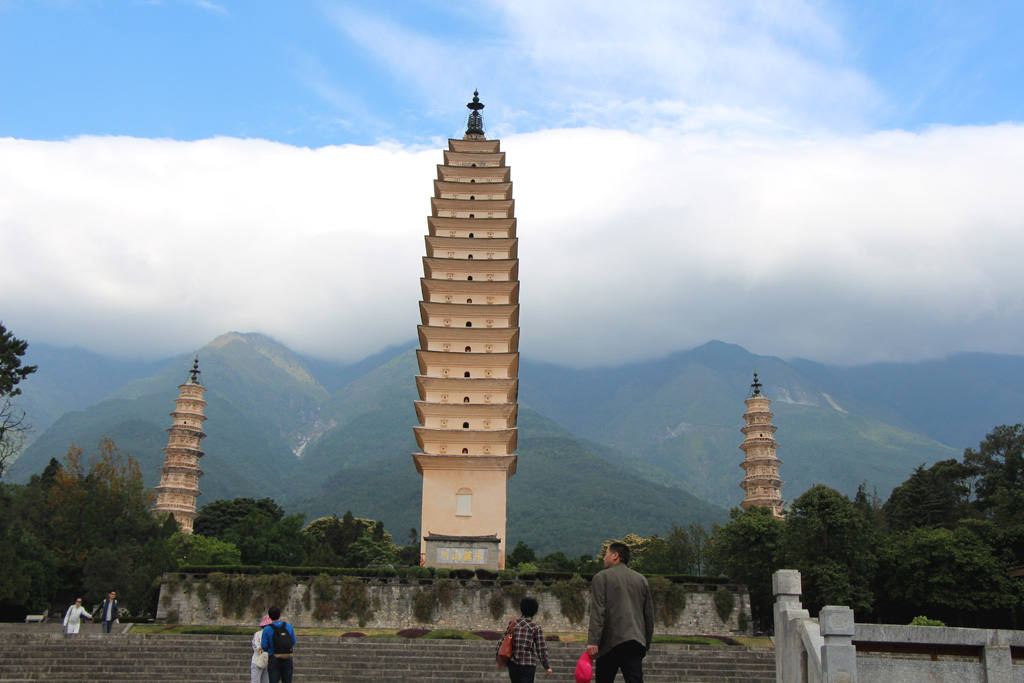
[3,122,1024,367]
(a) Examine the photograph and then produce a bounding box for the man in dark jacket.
[587,542,654,683]
[97,591,119,634]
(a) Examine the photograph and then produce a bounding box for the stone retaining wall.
[155,574,751,635]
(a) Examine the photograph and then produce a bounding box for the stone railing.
[156,574,751,635]
[772,569,1024,683]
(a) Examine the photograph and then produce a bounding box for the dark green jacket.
[587,562,654,656]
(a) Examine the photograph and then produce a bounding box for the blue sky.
[2,1,1024,368]
[3,1,1022,145]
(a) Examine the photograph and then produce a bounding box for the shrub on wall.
[488,592,505,620]
[301,581,312,611]
[311,574,336,621]
[549,575,589,625]
[251,573,293,617]
[338,577,372,625]
[713,587,735,624]
[648,576,687,626]
[413,589,436,622]
[502,582,528,605]
[435,578,455,609]
[209,573,253,619]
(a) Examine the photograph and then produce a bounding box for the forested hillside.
[12,332,1024,553]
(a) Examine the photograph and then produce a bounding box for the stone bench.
[23,615,45,623]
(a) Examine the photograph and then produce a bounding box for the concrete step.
[0,632,775,683]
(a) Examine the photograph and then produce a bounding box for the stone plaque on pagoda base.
[424,533,500,570]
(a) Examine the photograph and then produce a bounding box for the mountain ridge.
[9,333,1016,551]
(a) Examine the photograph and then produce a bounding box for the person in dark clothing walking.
[587,542,654,683]
[97,591,119,634]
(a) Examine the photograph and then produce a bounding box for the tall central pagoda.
[412,92,519,569]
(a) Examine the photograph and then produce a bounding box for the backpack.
[271,622,293,655]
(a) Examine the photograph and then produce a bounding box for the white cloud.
[317,0,879,137]
[3,124,1024,367]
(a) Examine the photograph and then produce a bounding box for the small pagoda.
[739,372,785,518]
[153,357,207,533]
[412,92,519,569]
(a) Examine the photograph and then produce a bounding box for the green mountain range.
[12,332,1018,555]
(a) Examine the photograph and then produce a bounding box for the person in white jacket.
[250,614,272,683]
[63,598,92,635]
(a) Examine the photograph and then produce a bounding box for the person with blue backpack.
[260,606,296,683]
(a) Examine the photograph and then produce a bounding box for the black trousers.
[595,641,646,683]
[507,661,536,683]
[268,656,293,683]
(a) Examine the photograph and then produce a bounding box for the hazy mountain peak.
[204,332,322,390]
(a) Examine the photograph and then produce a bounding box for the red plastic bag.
[574,650,593,683]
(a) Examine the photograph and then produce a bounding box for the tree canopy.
[0,323,36,397]
[0,323,37,480]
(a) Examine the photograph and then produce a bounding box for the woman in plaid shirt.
[498,596,553,682]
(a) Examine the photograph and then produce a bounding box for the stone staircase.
[0,628,775,682]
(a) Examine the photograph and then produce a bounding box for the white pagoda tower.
[412,92,519,569]
[153,358,207,533]
[739,372,785,518]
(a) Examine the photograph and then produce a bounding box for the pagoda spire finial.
[189,355,202,385]
[751,370,761,396]
[464,90,485,139]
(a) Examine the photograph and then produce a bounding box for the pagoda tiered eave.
[431,198,514,219]
[419,302,519,327]
[425,236,518,258]
[420,279,519,304]
[422,258,518,281]
[415,375,518,402]
[412,452,517,476]
[417,326,520,353]
[416,350,519,378]
[434,180,513,200]
[447,139,501,153]
[442,150,506,167]
[428,216,516,238]
[414,401,517,425]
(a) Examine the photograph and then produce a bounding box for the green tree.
[707,506,783,628]
[963,424,1024,526]
[782,485,877,614]
[0,458,61,611]
[508,541,537,568]
[688,522,711,575]
[169,532,242,566]
[193,497,285,538]
[634,524,695,575]
[883,460,973,532]
[396,527,420,566]
[0,323,37,479]
[224,510,309,566]
[43,440,175,613]
[878,524,1017,625]
[48,440,158,570]
[302,513,395,568]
